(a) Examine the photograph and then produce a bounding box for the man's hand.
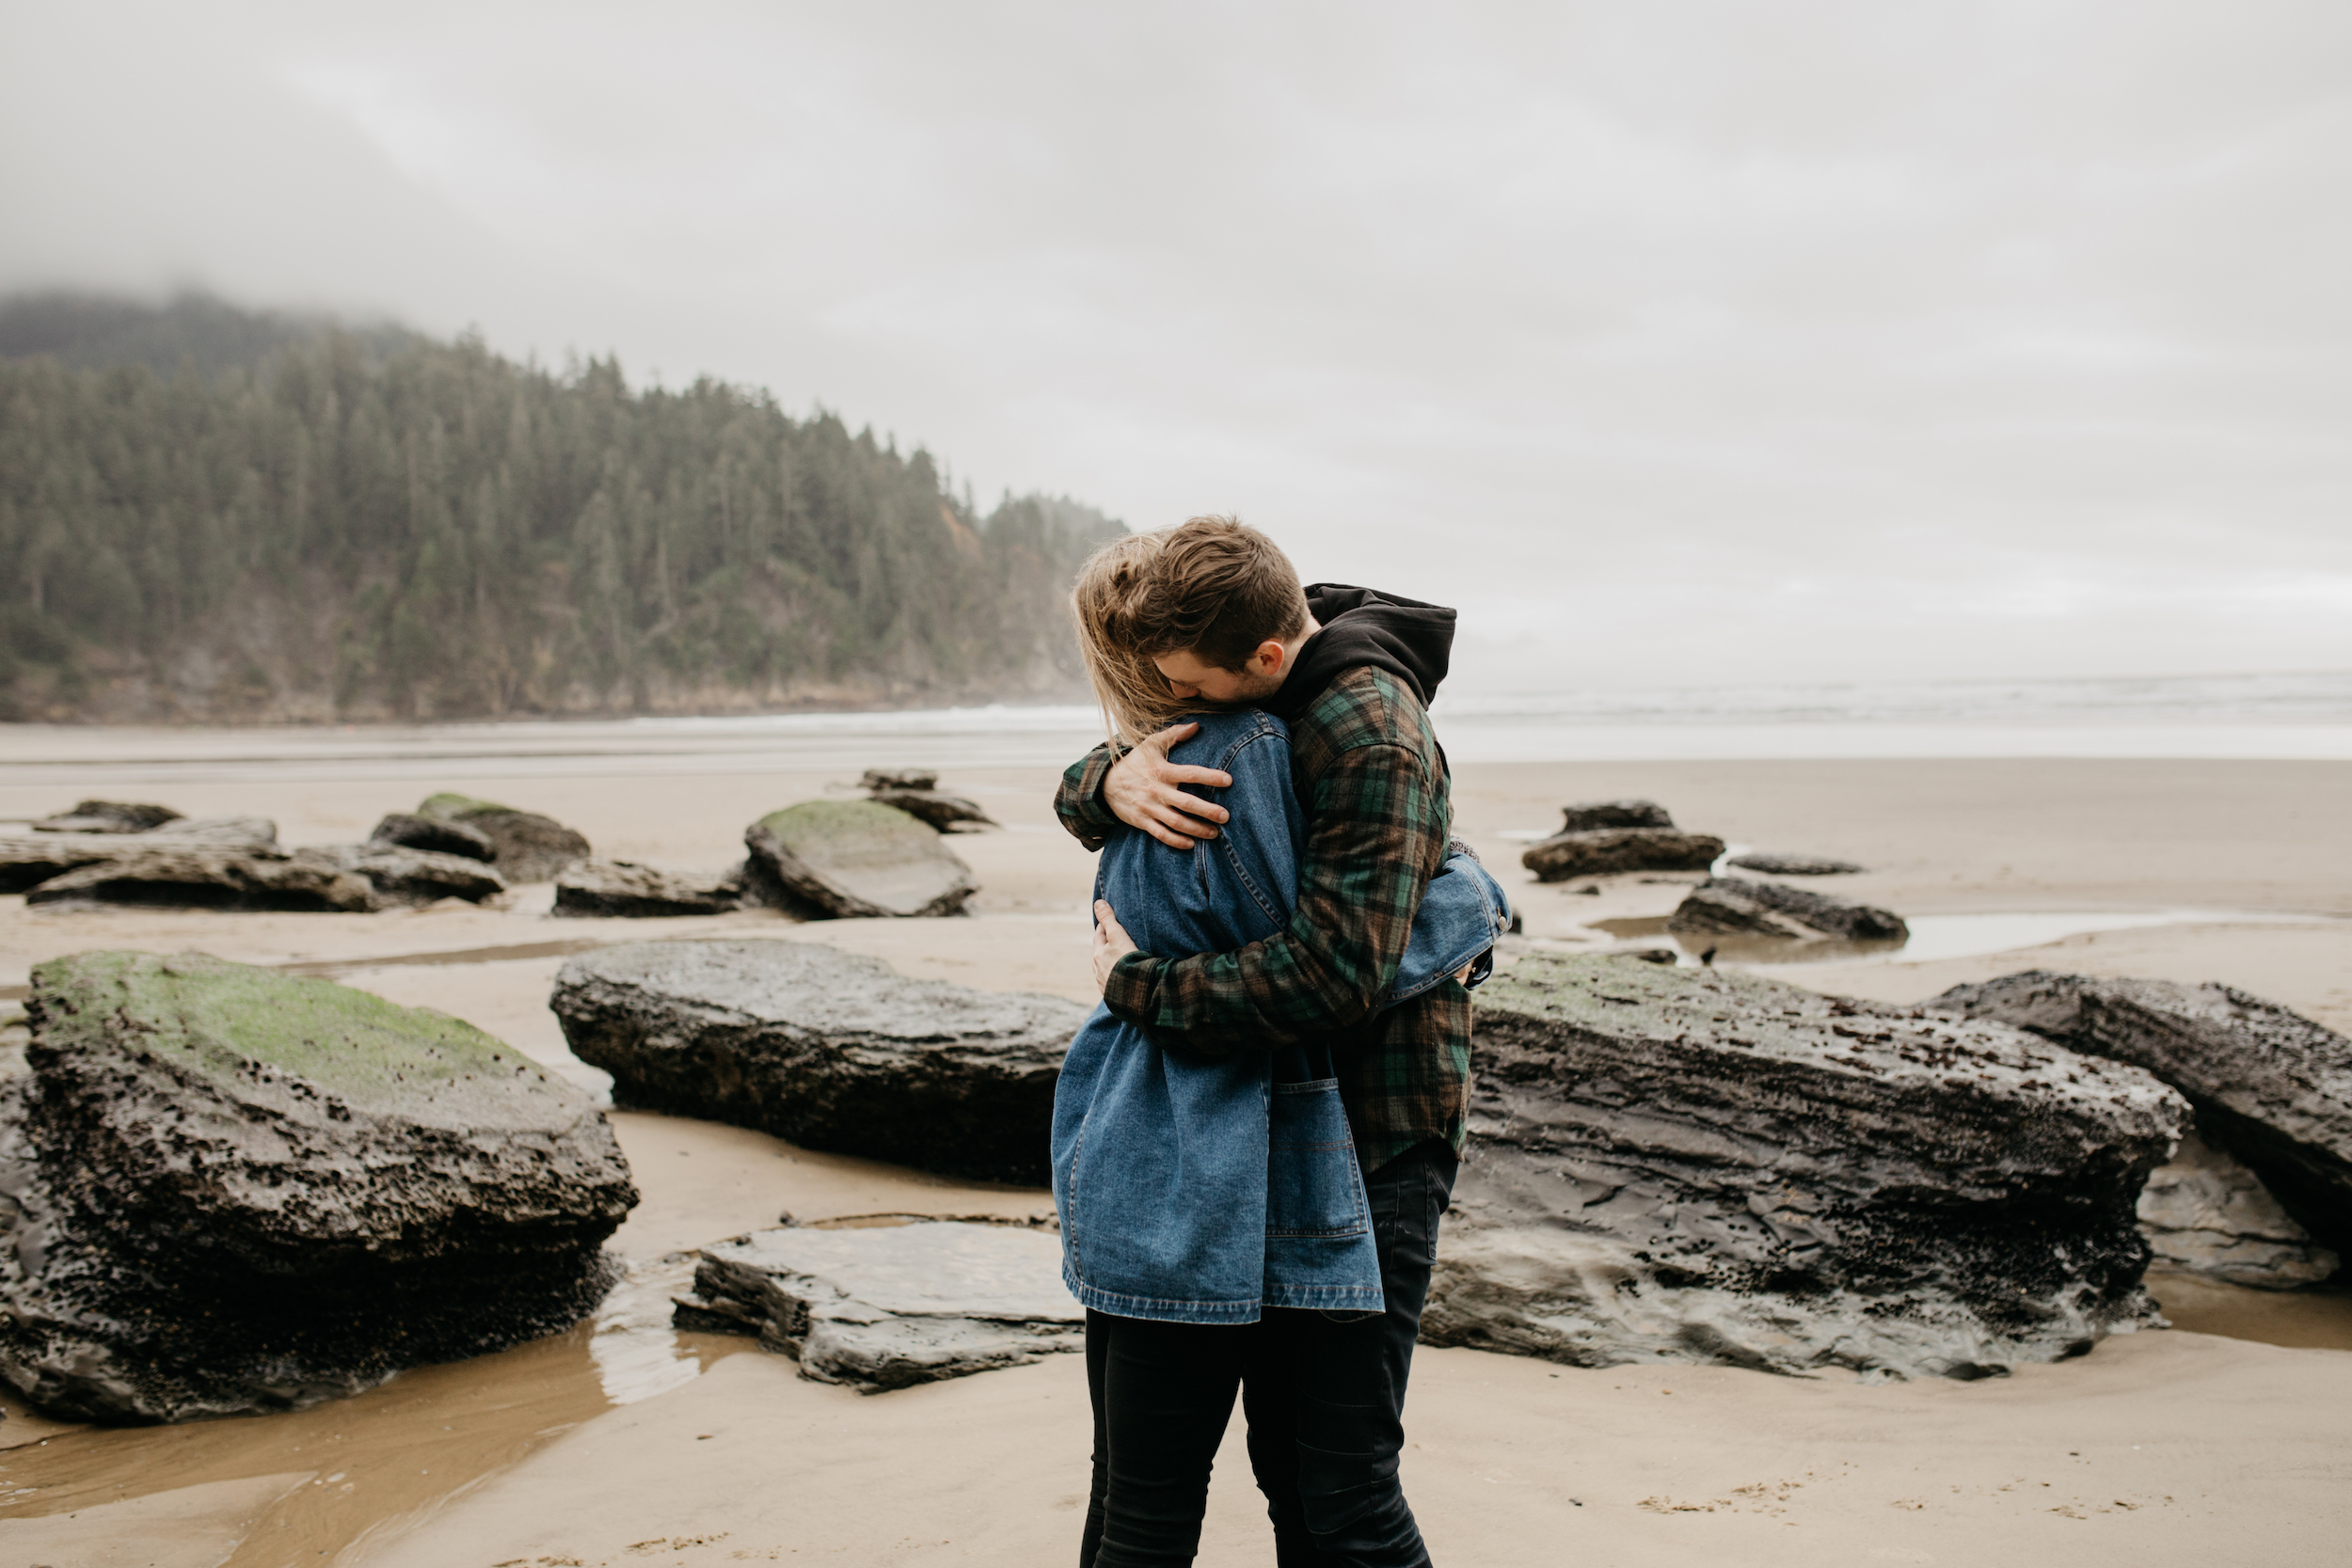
[1092,899,1138,994]
[1104,722,1233,850]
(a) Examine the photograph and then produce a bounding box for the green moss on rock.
[419,792,516,820]
[28,950,568,1117]
[745,800,977,917]
[755,799,934,850]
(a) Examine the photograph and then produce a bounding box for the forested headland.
[0,293,1125,723]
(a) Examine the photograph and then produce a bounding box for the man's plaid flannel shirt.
[1054,666,1470,1175]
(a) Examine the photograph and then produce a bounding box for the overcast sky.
[3,1,2347,694]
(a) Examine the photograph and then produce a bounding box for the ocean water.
[1,671,2345,785]
[1426,669,2352,764]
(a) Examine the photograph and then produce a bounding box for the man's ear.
[1255,639,1286,673]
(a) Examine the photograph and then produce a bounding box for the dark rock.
[673,1220,1082,1391]
[1556,800,1676,833]
[1422,952,2187,1379]
[1927,972,2352,1261]
[0,951,637,1423]
[858,769,938,792]
[336,846,508,907]
[866,788,998,833]
[24,847,380,911]
[1521,828,1724,882]
[2137,1129,2339,1289]
[553,860,744,918]
[1725,851,1866,876]
[417,794,591,883]
[744,801,978,918]
[2,835,127,895]
[1667,876,1908,945]
[1,819,279,895]
[32,801,183,834]
[551,940,1084,1183]
[148,816,278,846]
[368,813,496,862]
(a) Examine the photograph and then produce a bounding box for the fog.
[3,0,2346,695]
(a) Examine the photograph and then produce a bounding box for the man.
[1056,515,1465,1567]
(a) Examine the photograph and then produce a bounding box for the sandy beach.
[2,743,2348,1565]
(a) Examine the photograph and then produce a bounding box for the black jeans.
[1080,1139,1458,1568]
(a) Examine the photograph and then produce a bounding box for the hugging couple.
[1050,515,1509,1568]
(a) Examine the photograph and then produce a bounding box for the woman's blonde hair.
[1071,531,1199,751]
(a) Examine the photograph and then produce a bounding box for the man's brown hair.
[1130,515,1309,671]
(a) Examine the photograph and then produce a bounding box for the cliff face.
[0,295,1124,723]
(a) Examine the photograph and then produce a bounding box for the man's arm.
[1053,723,1234,852]
[1100,738,1445,1053]
[1054,745,1126,852]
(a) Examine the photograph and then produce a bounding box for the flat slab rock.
[24,846,379,911]
[1667,876,1909,949]
[554,859,744,917]
[0,818,280,895]
[330,845,507,906]
[1,951,637,1423]
[1423,952,2188,1380]
[552,940,1085,1183]
[1521,828,1725,882]
[1724,851,1865,876]
[745,800,977,917]
[675,1221,1080,1391]
[1930,971,2352,1263]
[2137,1128,2338,1289]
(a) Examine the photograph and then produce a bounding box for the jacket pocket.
[1265,1078,1370,1239]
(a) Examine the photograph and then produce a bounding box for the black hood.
[1262,583,1455,721]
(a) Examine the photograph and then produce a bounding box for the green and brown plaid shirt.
[1054,666,1470,1174]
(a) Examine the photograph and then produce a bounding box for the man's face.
[1153,642,1287,704]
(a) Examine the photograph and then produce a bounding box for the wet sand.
[1,749,2348,1563]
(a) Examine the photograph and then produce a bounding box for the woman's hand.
[1092,899,1138,994]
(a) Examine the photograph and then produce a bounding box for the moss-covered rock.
[418,791,516,818]
[0,951,637,1423]
[744,800,977,918]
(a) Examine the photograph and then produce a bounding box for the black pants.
[1080,1139,1457,1568]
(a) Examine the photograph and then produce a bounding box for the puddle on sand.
[1582,909,2320,969]
[2145,1271,2352,1354]
[0,1254,741,1566]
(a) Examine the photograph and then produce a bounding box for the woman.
[1054,533,1507,1567]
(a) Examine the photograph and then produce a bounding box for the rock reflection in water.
[1586,909,2314,969]
[1588,913,1905,966]
[0,1257,741,1567]
[588,1254,708,1405]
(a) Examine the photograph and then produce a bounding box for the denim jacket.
[1051,708,1510,1324]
